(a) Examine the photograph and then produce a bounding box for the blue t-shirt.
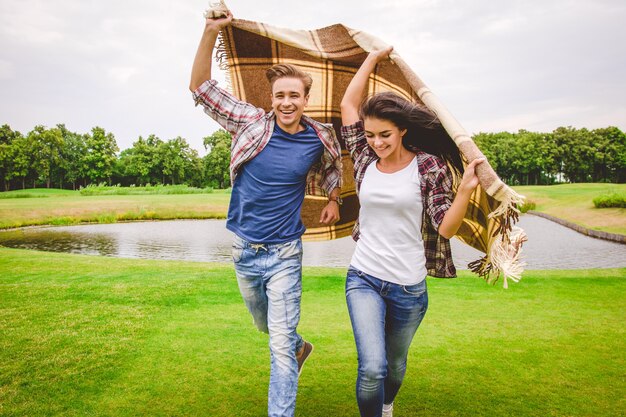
[227,123,324,243]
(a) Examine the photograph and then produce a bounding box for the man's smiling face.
[270,77,309,134]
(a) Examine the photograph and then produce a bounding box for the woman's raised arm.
[340,46,394,126]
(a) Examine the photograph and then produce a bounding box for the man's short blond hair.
[266,63,313,96]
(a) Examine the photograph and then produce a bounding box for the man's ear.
[304,94,310,107]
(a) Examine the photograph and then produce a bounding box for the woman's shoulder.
[415,151,447,173]
[340,120,364,136]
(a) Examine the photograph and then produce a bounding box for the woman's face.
[363,117,407,160]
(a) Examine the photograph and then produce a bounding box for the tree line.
[1,123,624,191]
[473,126,625,184]
[0,124,231,191]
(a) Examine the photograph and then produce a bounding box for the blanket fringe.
[215,32,234,92]
[204,1,234,92]
[488,189,526,262]
[214,34,229,71]
[468,226,527,288]
[489,188,525,224]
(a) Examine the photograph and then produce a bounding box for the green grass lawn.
[0,188,78,197]
[514,183,626,235]
[1,248,624,416]
[0,188,231,229]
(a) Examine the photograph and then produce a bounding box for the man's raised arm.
[189,12,233,92]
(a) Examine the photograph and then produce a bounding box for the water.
[0,216,624,269]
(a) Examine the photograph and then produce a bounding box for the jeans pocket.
[403,280,427,296]
[278,239,302,261]
[345,266,364,294]
[282,287,301,329]
[232,244,244,263]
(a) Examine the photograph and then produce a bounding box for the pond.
[0,215,624,270]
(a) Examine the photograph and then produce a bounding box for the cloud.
[0,1,66,45]
[108,67,140,84]
[0,60,14,79]
[471,103,597,133]
[481,15,527,34]
[0,0,624,155]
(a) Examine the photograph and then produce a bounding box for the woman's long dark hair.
[359,91,464,176]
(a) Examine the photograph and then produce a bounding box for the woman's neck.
[377,147,416,173]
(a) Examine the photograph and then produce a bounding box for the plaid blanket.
[205,2,527,287]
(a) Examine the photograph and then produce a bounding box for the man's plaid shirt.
[341,121,456,278]
[193,80,342,197]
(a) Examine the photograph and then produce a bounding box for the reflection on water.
[0,216,625,270]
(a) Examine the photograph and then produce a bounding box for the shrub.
[593,193,626,208]
[519,200,536,213]
[0,193,45,199]
[79,184,214,196]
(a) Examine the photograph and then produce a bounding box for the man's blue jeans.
[345,266,428,417]
[232,235,305,417]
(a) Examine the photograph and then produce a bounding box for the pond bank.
[528,211,625,244]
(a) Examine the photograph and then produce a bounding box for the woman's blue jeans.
[345,266,428,417]
[232,235,305,417]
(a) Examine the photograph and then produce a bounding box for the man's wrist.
[328,196,343,205]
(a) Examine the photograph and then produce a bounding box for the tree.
[0,125,23,191]
[203,129,231,189]
[590,127,626,182]
[11,134,34,190]
[473,131,519,184]
[118,134,164,185]
[515,130,552,185]
[536,131,560,184]
[159,138,185,185]
[56,124,88,190]
[27,125,64,188]
[474,130,560,185]
[553,126,594,183]
[84,127,119,185]
[158,136,199,185]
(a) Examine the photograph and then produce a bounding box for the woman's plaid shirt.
[193,80,342,197]
[341,121,456,278]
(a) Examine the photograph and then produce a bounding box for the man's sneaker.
[296,340,314,376]
[382,402,394,417]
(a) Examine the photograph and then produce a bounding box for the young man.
[189,12,342,417]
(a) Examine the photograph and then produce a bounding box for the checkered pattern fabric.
[207,7,527,285]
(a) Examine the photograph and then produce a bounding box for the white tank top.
[351,157,427,285]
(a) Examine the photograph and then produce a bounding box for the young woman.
[340,47,484,417]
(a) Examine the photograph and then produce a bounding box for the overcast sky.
[1,0,624,155]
